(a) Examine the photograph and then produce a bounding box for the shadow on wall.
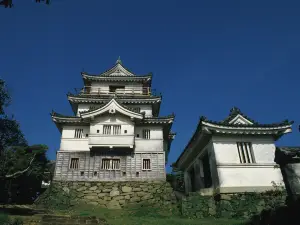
[245,197,300,225]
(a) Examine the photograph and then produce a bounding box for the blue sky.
[1,0,300,172]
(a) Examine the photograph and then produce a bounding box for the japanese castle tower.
[51,58,175,181]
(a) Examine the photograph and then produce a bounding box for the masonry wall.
[42,181,176,209]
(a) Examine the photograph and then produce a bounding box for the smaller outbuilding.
[174,107,293,195]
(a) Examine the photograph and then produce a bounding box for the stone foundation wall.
[45,181,176,209]
[181,191,287,219]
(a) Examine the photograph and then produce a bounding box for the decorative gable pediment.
[228,114,254,125]
[80,98,144,120]
[104,63,135,77]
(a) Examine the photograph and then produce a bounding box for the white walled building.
[51,58,175,181]
[174,107,293,195]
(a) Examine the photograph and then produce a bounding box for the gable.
[80,99,144,120]
[228,114,254,125]
[101,64,135,77]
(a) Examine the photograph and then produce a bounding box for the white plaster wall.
[212,136,276,164]
[135,140,163,152]
[211,135,282,190]
[60,139,89,151]
[60,125,90,151]
[62,126,90,138]
[126,104,153,117]
[135,126,163,139]
[77,104,93,115]
[90,82,143,94]
[217,166,283,188]
[134,126,163,152]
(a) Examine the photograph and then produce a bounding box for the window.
[85,134,89,137]
[94,171,98,176]
[136,172,139,177]
[103,125,121,135]
[74,129,83,138]
[103,125,111,135]
[136,134,140,138]
[101,158,120,170]
[80,171,84,176]
[124,130,127,134]
[69,158,79,169]
[142,159,151,170]
[237,142,255,163]
[142,129,150,139]
[109,85,125,93]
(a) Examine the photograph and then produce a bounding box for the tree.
[0,79,49,203]
[0,0,50,8]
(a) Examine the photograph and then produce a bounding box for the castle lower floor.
[54,150,166,181]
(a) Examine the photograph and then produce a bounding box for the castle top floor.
[77,58,155,97]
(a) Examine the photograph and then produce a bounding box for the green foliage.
[0,79,49,204]
[181,189,286,220]
[35,183,77,210]
[0,213,23,225]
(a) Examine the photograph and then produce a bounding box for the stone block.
[76,186,87,192]
[89,186,98,191]
[136,192,146,197]
[98,193,108,197]
[85,183,91,187]
[110,190,120,197]
[125,195,131,200]
[129,196,141,202]
[102,189,111,193]
[122,186,132,193]
[113,195,125,201]
[107,200,121,209]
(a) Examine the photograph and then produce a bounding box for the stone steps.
[40,215,108,225]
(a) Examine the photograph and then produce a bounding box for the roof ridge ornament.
[116,56,122,65]
[230,106,241,114]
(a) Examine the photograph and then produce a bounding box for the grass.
[5,204,245,225]
[59,204,245,225]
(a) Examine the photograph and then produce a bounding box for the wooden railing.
[75,86,152,96]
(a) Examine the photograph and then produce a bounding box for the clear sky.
[1,0,300,173]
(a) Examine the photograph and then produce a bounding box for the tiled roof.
[175,107,294,167]
[275,147,300,164]
[201,107,293,128]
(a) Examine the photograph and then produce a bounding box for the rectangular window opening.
[142,159,151,170]
[237,142,255,163]
[122,171,126,176]
[101,158,121,170]
[74,128,84,138]
[136,172,139,177]
[94,171,98,176]
[69,158,79,170]
[109,85,125,93]
[103,125,121,135]
[142,129,150,139]
[80,171,84,176]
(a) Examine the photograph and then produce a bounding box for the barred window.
[101,159,120,170]
[142,159,151,170]
[142,129,150,139]
[74,129,83,138]
[237,142,255,163]
[103,125,121,135]
[69,158,79,170]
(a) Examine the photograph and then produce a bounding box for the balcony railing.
[75,86,153,96]
[88,134,134,148]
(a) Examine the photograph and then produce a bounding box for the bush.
[0,213,23,225]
